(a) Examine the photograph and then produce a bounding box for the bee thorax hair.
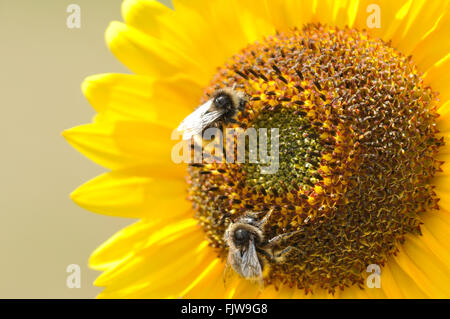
[226,223,264,250]
[212,88,245,120]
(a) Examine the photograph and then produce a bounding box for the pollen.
[187,24,444,293]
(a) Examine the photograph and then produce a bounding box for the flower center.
[243,109,323,194]
[187,24,443,293]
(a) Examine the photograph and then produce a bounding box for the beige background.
[0,0,171,298]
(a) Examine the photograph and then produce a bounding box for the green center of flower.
[244,110,323,194]
[187,24,443,293]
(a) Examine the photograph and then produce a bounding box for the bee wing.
[240,238,264,286]
[177,100,212,132]
[176,100,224,140]
[223,253,240,288]
[224,239,263,288]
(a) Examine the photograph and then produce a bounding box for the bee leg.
[256,208,274,230]
[273,246,302,263]
[267,229,302,248]
[256,248,275,263]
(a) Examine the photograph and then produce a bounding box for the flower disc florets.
[187,24,443,293]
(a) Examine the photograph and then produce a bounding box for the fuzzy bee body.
[224,217,265,285]
[223,210,302,287]
[176,88,247,141]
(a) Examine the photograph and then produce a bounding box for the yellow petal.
[71,170,189,218]
[410,7,450,72]
[121,0,176,39]
[122,0,274,85]
[174,0,275,64]
[437,101,450,133]
[312,0,345,27]
[436,151,450,172]
[82,73,202,125]
[358,286,387,299]
[352,0,413,42]
[435,188,450,212]
[332,0,355,28]
[433,174,450,194]
[389,0,449,55]
[415,223,450,276]
[379,264,404,298]
[421,209,450,255]
[387,256,428,298]
[181,259,232,298]
[235,0,300,33]
[122,0,227,80]
[63,122,134,169]
[423,55,450,107]
[63,121,177,170]
[394,236,450,297]
[90,219,160,271]
[96,219,221,298]
[95,218,200,285]
[105,21,207,83]
[339,286,385,299]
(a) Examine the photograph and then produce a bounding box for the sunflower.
[63,0,450,298]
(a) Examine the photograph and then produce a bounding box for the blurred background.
[0,0,171,298]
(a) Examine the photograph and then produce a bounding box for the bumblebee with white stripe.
[176,88,247,141]
[223,210,303,288]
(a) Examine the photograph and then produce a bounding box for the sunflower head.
[64,0,450,299]
[188,24,443,293]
